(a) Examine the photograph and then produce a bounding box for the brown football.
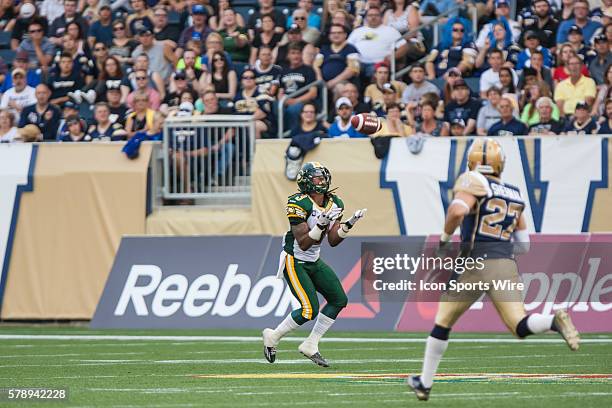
[351,113,382,135]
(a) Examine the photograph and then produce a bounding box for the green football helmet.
[297,162,331,194]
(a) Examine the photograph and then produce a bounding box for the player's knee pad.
[430,324,451,341]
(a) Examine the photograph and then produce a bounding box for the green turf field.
[1,327,611,407]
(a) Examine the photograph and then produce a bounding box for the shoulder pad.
[287,194,310,220]
[330,194,344,210]
[454,171,493,198]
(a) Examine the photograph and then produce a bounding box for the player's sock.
[273,313,301,340]
[305,313,335,345]
[516,314,556,338]
[421,325,450,389]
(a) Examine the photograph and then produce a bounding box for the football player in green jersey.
[262,162,367,367]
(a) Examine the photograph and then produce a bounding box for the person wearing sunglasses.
[285,0,321,30]
[126,68,161,110]
[48,0,89,47]
[15,20,55,70]
[425,18,477,80]
[283,9,319,45]
[233,69,275,138]
[108,19,139,66]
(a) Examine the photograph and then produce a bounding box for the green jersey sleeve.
[286,194,312,225]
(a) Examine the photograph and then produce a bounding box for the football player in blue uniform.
[407,138,580,401]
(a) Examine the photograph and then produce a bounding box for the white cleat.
[262,328,279,363]
[298,340,329,367]
[554,310,580,351]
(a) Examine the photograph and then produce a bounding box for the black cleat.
[300,351,330,367]
[262,328,278,363]
[263,345,276,363]
[407,375,431,401]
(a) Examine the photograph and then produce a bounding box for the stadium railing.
[162,115,255,204]
[277,79,328,138]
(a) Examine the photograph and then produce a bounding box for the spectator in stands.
[285,102,326,177]
[16,20,55,70]
[82,0,105,24]
[250,13,284,65]
[557,0,601,44]
[106,84,128,125]
[126,69,161,110]
[278,42,318,128]
[517,30,553,70]
[441,67,463,105]
[426,18,477,79]
[528,96,566,135]
[340,81,371,114]
[313,24,359,91]
[19,83,61,141]
[125,53,166,102]
[210,0,245,31]
[58,115,91,142]
[521,81,559,125]
[499,66,518,99]
[328,97,366,138]
[383,0,419,35]
[201,32,233,70]
[520,52,554,89]
[233,68,275,138]
[590,34,612,85]
[475,21,521,70]
[87,4,113,48]
[409,98,448,137]
[598,99,612,134]
[253,45,282,95]
[248,0,286,40]
[443,78,481,136]
[477,87,503,136]
[173,50,204,93]
[47,52,85,106]
[49,0,88,46]
[553,45,588,86]
[284,9,320,45]
[593,65,612,117]
[401,63,439,104]
[318,5,352,48]
[277,26,306,67]
[566,25,597,64]
[563,101,599,134]
[374,102,413,137]
[109,19,138,66]
[0,109,19,142]
[448,118,466,137]
[202,51,237,103]
[87,102,127,141]
[372,83,402,117]
[178,4,212,56]
[476,0,521,49]
[479,49,518,98]
[218,9,251,63]
[555,54,597,116]
[195,89,233,114]
[520,0,559,51]
[364,62,404,107]
[488,96,528,136]
[152,5,181,42]
[11,2,45,51]
[287,0,321,30]
[0,68,36,122]
[40,0,64,26]
[348,6,408,78]
[94,55,123,102]
[132,28,174,81]
[126,0,153,37]
[55,100,78,138]
[0,51,41,92]
[162,71,198,114]
[54,32,95,86]
[125,91,156,138]
[554,0,574,22]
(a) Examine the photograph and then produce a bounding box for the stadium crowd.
[0,0,610,156]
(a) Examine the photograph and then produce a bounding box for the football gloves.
[338,208,367,238]
[309,207,343,241]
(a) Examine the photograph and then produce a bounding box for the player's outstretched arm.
[328,209,367,246]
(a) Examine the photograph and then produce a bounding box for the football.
[351,113,382,135]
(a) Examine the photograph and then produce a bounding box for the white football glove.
[317,207,343,228]
[344,208,367,230]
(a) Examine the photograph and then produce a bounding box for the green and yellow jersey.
[283,192,344,262]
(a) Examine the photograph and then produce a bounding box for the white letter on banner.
[382,138,451,235]
[0,145,34,303]
[540,137,604,232]
[152,274,188,317]
[211,264,251,317]
[183,274,220,317]
[114,265,162,316]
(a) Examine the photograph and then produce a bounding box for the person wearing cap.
[516,30,553,70]
[364,62,405,108]
[557,0,602,44]
[328,97,366,138]
[105,85,128,125]
[528,96,565,135]
[87,5,114,48]
[475,0,521,50]
[132,26,174,81]
[0,51,41,93]
[443,78,481,136]
[426,18,477,80]
[554,54,597,116]
[177,4,212,56]
[233,68,276,139]
[401,63,439,105]
[18,84,61,141]
[313,24,359,91]
[58,114,91,142]
[247,0,286,41]
[520,0,559,51]
[589,34,612,85]
[163,70,198,114]
[87,102,127,141]
[373,83,404,117]
[487,96,528,136]
[566,25,597,65]
[449,118,466,137]
[16,20,55,70]
[563,101,599,134]
[0,68,36,123]
[48,0,89,46]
